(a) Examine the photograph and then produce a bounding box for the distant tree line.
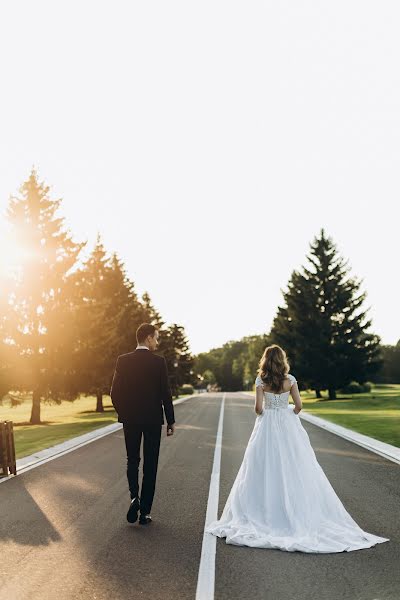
[194,229,397,399]
[0,168,194,424]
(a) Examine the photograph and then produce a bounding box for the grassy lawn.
[299,384,400,448]
[0,393,189,460]
[248,384,399,448]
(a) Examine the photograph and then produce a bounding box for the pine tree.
[104,252,152,398]
[140,291,172,362]
[4,168,86,423]
[141,291,165,329]
[160,324,194,397]
[70,240,150,412]
[68,234,117,412]
[107,252,146,354]
[270,228,383,399]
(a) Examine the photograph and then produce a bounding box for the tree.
[141,291,165,330]
[195,339,248,391]
[377,341,400,383]
[159,324,194,397]
[201,369,216,387]
[0,265,16,402]
[4,168,86,423]
[270,228,383,399]
[70,235,151,411]
[68,235,118,412]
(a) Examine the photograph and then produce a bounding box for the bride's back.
[261,376,292,395]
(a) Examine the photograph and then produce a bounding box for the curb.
[0,394,200,484]
[299,411,400,465]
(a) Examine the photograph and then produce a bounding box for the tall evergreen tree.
[160,324,194,396]
[68,234,117,412]
[4,168,86,423]
[141,291,165,330]
[270,228,383,399]
[107,252,148,354]
[69,237,147,412]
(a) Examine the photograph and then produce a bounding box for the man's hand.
[166,423,175,436]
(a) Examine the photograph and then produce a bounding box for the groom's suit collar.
[136,345,150,350]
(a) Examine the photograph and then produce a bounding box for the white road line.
[0,394,199,484]
[196,392,226,600]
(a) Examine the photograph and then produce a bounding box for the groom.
[110,323,175,525]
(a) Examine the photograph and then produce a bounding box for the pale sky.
[0,1,398,355]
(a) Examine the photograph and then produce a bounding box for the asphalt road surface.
[0,392,399,600]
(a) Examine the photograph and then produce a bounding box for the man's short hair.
[136,323,157,344]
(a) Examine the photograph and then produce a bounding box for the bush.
[341,380,372,394]
[179,384,194,395]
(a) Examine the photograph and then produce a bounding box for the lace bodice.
[255,374,297,410]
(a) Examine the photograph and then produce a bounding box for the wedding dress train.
[205,374,390,553]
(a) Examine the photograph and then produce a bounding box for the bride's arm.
[290,381,302,414]
[255,384,264,416]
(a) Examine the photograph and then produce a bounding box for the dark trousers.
[122,423,162,514]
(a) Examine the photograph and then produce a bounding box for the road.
[0,392,398,600]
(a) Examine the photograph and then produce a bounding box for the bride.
[205,344,390,553]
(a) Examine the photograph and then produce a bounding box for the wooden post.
[0,421,17,477]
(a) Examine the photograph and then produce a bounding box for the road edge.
[0,394,200,483]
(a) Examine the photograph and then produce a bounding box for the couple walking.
[110,323,389,552]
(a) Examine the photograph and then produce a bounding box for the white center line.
[196,392,226,600]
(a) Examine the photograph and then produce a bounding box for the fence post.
[0,421,17,477]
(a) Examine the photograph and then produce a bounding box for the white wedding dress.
[205,374,390,553]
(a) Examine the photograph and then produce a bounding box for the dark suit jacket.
[110,349,175,426]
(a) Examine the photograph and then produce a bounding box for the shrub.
[341,381,363,394]
[341,380,372,394]
[179,384,194,395]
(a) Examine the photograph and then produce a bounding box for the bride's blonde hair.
[257,344,290,393]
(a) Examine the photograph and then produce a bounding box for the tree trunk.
[328,387,337,400]
[315,389,322,398]
[96,391,104,412]
[30,389,41,424]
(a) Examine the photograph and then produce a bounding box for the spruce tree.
[141,291,165,330]
[71,240,150,411]
[5,169,85,423]
[270,228,383,399]
[161,324,194,396]
[68,235,116,411]
[107,252,147,354]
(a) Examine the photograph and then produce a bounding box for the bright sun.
[0,226,32,278]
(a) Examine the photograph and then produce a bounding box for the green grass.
[247,384,400,447]
[0,394,119,459]
[299,385,400,448]
[0,392,190,460]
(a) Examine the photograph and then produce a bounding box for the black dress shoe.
[139,514,152,525]
[127,497,140,523]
